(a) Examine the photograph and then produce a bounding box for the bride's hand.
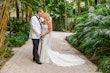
[40,33,45,37]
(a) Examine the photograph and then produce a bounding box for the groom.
[29,9,44,64]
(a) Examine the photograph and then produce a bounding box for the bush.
[5,32,29,47]
[7,17,30,34]
[5,18,30,47]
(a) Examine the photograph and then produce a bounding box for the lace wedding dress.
[40,24,85,67]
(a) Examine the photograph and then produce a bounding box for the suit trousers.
[32,39,40,62]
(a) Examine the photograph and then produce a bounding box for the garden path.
[0,32,101,73]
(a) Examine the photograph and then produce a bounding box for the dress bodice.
[42,24,52,38]
[42,24,48,33]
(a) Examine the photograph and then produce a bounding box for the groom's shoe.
[33,58,42,64]
[36,61,42,64]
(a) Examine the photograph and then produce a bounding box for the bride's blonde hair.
[43,12,51,21]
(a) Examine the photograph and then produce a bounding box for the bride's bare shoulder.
[47,21,51,24]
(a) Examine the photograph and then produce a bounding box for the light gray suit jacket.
[29,15,41,39]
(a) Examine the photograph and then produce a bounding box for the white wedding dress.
[40,24,85,67]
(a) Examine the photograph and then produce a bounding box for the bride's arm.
[41,21,51,36]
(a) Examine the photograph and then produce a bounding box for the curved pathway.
[0,32,101,73]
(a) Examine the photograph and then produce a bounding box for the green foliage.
[66,4,110,73]
[66,33,79,46]
[5,32,29,47]
[0,46,12,69]
[0,46,12,59]
[20,0,77,31]
[8,17,30,34]
[5,18,30,47]
[98,57,110,73]
[4,47,12,58]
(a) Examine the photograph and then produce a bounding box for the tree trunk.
[64,0,67,30]
[77,0,81,15]
[85,0,88,7]
[26,6,30,22]
[21,2,24,21]
[95,0,98,5]
[0,0,14,48]
[73,0,77,15]
[15,1,19,19]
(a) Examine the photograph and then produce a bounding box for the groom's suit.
[29,15,41,63]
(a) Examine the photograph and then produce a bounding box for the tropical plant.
[66,4,110,73]
[8,17,30,34]
[98,57,110,73]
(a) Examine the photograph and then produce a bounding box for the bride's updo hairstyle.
[43,13,51,21]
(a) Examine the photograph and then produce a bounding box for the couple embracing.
[29,9,85,67]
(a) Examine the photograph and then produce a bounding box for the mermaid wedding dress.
[40,24,85,67]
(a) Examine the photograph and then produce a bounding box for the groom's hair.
[36,9,43,14]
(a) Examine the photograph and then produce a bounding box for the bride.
[40,12,85,67]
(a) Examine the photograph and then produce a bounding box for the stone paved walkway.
[0,32,101,73]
